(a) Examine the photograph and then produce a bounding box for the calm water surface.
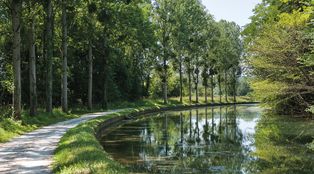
[100,105,314,174]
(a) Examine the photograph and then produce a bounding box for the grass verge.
[53,111,130,174]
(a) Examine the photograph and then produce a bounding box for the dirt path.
[0,110,122,174]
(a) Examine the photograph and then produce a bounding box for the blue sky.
[202,0,262,27]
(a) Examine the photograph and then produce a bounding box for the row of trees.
[243,0,314,114]
[152,0,243,106]
[0,0,243,119]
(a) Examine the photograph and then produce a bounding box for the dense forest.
[0,0,313,120]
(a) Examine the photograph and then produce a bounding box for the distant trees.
[0,0,245,119]
[151,0,243,104]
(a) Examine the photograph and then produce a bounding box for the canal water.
[100,105,314,174]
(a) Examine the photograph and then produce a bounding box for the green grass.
[53,112,129,174]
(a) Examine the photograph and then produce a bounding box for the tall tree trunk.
[44,0,53,113]
[234,91,236,103]
[61,0,68,113]
[163,57,168,104]
[103,76,108,110]
[233,70,237,103]
[11,0,22,119]
[179,60,183,103]
[88,42,93,110]
[224,70,228,103]
[211,74,214,104]
[103,50,108,110]
[218,74,222,103]
[195,68,199,103]
[145,74,150,97]
[29,15,37,116]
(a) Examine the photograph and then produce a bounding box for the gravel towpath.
[0,110,122,174]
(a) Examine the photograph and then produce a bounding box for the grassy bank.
[0,96,252,143]
[53,111,129,174]
[53,105,177,174]
[52,97,253,174]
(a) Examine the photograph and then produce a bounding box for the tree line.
[0,0,244,119]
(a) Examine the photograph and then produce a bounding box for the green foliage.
[149,65,180,98]
[237,77,252,96]
[243,0,314,114]
[306,105,314,114]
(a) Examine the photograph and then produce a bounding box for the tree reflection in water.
[100,105,314,174]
